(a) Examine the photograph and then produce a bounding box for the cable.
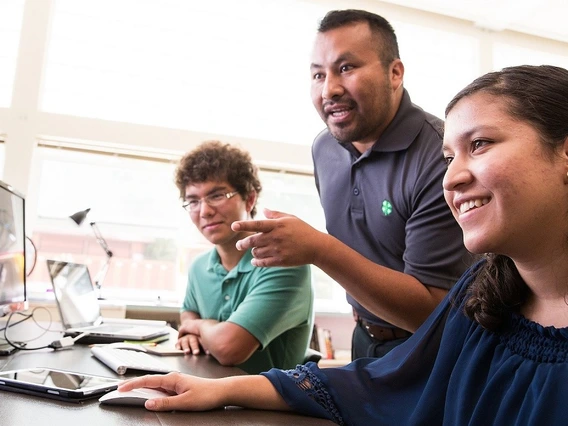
[25,235,38,276]
[3,307,55,351]
[3,308,91,351]
[48,332,90,349]
[1,311,34,350]
[0,311,34,332]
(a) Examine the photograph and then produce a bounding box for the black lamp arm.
[90,222,113,258]
[89,221,112,295]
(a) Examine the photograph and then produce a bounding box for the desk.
[0,318,334,425]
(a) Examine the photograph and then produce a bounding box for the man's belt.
[356,317,412,342]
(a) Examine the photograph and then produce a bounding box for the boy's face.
[184,180,254,248]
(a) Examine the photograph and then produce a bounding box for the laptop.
[46,260,170,344]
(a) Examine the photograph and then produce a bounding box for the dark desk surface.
[0,318,335,425]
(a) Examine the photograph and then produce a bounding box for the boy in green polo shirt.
[174,140,313,374]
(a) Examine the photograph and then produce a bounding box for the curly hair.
[174,141,262,218]
[446,65,568,331]
[318,9,400,67]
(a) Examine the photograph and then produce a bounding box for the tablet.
[0,367,121,402]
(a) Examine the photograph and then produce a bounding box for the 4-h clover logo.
[382,200,393,216]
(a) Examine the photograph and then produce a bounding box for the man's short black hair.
[318,9,400,66]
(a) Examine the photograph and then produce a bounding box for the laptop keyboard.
[91,346,174,375]
[90,324,133,332]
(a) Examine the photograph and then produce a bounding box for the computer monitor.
[0,180,26,314]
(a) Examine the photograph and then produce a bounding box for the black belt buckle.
[359,319,403,342]
[363,322,377,338]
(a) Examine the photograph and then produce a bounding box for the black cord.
[3,307,54,351]
[25,235,38,276]
[0,311,34,332]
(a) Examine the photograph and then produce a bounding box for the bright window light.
[493,43,568,70]
[41,0,325,145]
[0,142,5,177]
[394,20,480,118]
[0,0,25,107]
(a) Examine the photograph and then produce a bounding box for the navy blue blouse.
[262,263,568,425]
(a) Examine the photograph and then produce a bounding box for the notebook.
[46,259,170,344]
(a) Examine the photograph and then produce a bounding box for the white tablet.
[0,367,121,402]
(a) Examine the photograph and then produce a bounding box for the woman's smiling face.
[442,92,567,260]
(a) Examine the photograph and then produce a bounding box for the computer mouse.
[99,387,171,407]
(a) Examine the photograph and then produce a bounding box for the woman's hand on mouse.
[118,372,225,411]
[118,372,289,412]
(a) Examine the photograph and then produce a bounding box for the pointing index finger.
[231,219,275,233]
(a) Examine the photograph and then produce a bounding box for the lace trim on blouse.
[284,364,345,425]
[501,314,568,363]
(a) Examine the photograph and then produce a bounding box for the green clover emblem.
[382,200,393,216]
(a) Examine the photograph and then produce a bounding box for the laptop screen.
[46,260,101,328]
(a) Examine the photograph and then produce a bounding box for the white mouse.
[99,387,171,407]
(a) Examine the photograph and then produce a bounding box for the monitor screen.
[0,180,26,307]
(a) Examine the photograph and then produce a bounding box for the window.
[30,0,352,312]
[29,147,186,302]
[493,43,568,70]
[28,146,350,312]
[0,0,25,107]
[41,0,324,146]
[0,141,4,178]
[394,21,480,118]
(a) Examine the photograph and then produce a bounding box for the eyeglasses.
[182,191,239,212]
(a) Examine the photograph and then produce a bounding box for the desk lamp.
[69,208,113,299]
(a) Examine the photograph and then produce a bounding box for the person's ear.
[390,59,404,92]
[245,191,257,214]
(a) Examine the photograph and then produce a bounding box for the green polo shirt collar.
[206,247,254,279]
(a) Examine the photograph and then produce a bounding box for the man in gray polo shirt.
[233,9,471,360]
